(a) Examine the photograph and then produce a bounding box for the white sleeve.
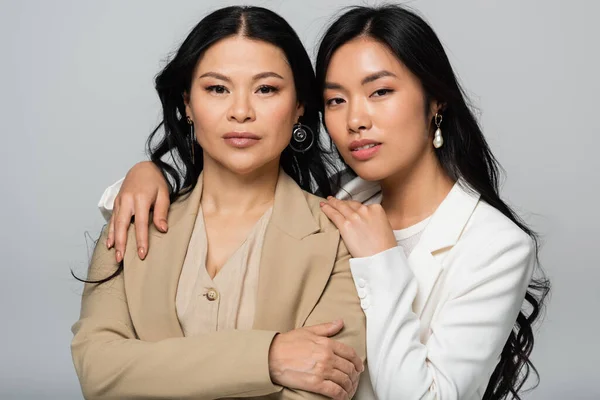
[98,177,125,222]
[349,230,535,400]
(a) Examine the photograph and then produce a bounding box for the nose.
[228,91,256,123]
[347,98,372,133]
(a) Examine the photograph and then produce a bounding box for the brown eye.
[206,85,228,94]
[372,89,393,97]
[257,85,279,94]
[326,97,345,106]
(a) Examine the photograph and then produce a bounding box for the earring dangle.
[433,112,444,149]
[187,116,195,162]
[289,122,314,153]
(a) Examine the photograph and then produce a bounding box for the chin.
[346,162,389,182]
[221,155,279,176]
[354,170,388,182]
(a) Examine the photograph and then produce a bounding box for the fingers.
[322,369,353,399]
[341,199,363,212]
[133,197,151,260]
[332,341,363,374]
[152,189,170,233]
[320,202,346,229]
[113,196,134,263]
[316,379,350,400]
[106,211,116,250]
[304,319,344,337]
[326,196,360,220]
[333,355,360,382]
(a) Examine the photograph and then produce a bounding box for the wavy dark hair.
[77,6,338,285]
[315,5,550,400]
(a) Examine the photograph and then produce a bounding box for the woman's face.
[323,37,439,182]
[185,36,303,175]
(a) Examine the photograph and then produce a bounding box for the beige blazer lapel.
[124,178,204,342]
[253,172,342,332]
[123,170,341,340]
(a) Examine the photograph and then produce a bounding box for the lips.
[223,132,261,148]
[349,139,381,151]
[223,132,261,140]
[348,139,382,161]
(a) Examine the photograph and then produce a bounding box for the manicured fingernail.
[106,239,112,249]
[116,250,122,263]
[159,220,168,232]
[138,247,146,259]
[320,202,325,207]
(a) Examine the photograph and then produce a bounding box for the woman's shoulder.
[458,197,534,260]
[301,190,340,234]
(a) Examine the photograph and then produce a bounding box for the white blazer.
[98,175,535,400]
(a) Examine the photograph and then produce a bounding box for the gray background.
[1,0,598,399]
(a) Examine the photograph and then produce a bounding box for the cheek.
[258,99,296,143]
[324,111,346,146]
[377,94,428,144]
[192,108,220,143]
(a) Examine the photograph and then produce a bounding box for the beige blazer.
[72,171,366,399]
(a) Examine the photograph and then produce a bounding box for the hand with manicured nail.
[106,161,171,262]
[320,197,397,259]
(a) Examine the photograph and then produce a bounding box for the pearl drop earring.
[433,112,444,149]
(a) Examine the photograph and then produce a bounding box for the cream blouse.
[175,199,273,336]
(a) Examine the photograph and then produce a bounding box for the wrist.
[267,333,282,384]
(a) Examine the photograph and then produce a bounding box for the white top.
[393,216,431,258]
[99,175,535,400]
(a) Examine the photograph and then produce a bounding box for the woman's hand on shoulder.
[320,197,397,259]
[106,161,170,262]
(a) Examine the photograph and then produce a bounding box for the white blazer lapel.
[337,177,481,317]
[410,181,481,316]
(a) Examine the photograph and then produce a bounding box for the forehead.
[196,36,292,77]
[326,37,407,81]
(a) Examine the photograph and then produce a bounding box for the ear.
[183,92,192,121]
[428,100,446,120]
[295,102,305,122]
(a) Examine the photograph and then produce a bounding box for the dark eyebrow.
[198,72,231,83]
[198,71,284,83]
[325,82,343,90]
[253,72,284,81]
[361,70,397,85]
[325,70,398,91]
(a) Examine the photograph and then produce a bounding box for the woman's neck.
[380,151,454,230]
[200,155,278,217]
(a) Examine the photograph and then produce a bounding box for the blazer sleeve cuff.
[98,177,124,221]
[349,246,413,311]
[233,330,283,397]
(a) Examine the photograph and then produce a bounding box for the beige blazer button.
[206,289,219,301]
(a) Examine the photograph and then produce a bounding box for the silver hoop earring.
[433,112,444,149]
[289,122,314,153]
[187,116,196,162]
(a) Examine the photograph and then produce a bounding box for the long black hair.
[77,6,338,285]
[315,5,550,399]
